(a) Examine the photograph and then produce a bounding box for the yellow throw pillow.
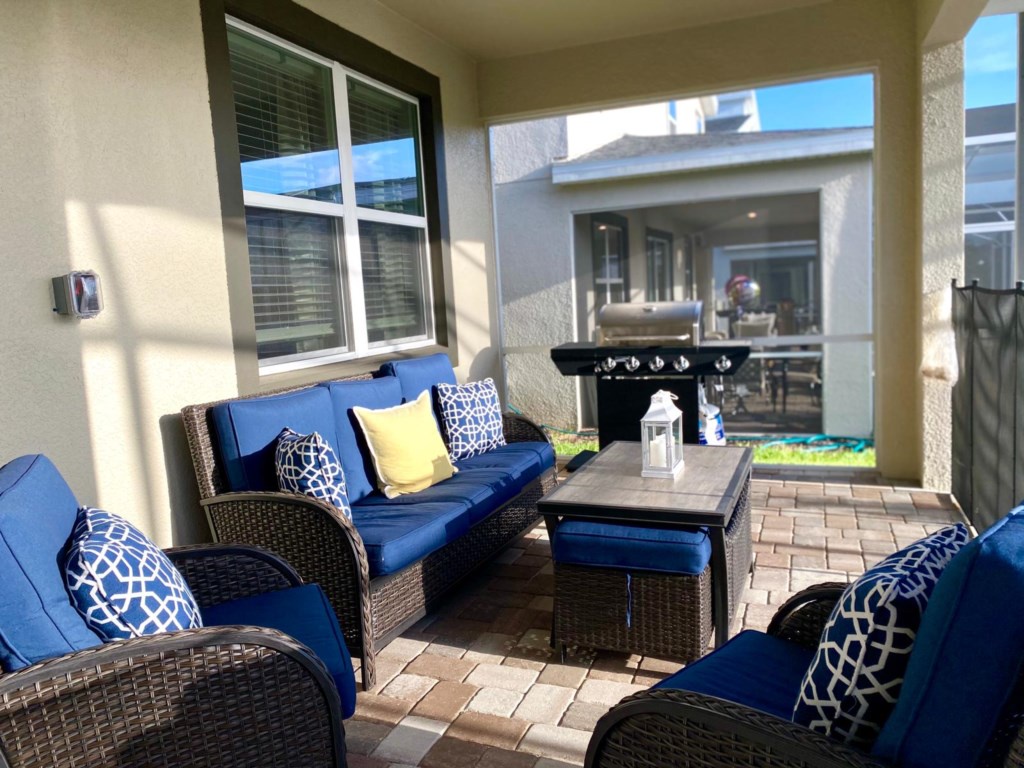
[352,391,456,498]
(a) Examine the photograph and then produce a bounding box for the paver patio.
[347,469,964,767]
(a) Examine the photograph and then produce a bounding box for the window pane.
[228,28,342,203]
[359,221,428,344]
[245,208,347,361]
[965,230,1016,288]
[348,79,423,215]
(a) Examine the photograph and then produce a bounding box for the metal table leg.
[710,526,730,648]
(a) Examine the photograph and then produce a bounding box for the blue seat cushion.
[201,583,356,719]
[320,377,403,503]
[875,505,1024,768]
[552,519,711,576]
[350,500,476,577]
[455,442,555,484]
[654,630,815,721]
[378,353,457,404]
[0,455,102,672]
[210,387,341,493]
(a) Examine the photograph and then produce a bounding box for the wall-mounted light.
[53,271,103,319]
[746,211,758,220]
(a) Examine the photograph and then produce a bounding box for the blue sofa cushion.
[201,583,356,719]
[0,455,102,671]
[455,442,555,483]
[655,630,815,721]
[437,379,506,461]
[210,387,341,493]
[350,500,476,577]
[794,524,969,750]
[65,508,204,640]
[875,507,1024,767]
[378,353,457,404]
[275,428,351,518]
[552,519,711,576]
[321,377,403,503]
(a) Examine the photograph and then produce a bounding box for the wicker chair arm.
[165,543,303,608]
[201,491,375,686]
[502,411,551,445]
[0,626,345,768]
[766,582,847,650]
[586,688,885,768]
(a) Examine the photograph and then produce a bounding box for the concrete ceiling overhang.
[373,0,834,60]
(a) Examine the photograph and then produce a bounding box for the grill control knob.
[601,356,618,373]
[715,355,732,373]
[624,356,640,372]
[672,356,691,373]
[648,356,665,372]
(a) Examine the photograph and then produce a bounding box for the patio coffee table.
[539,442,753,660]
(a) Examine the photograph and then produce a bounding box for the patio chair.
[585,505,1024,768]
[0,454,349,768]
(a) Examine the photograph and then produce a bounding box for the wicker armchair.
[181,373,557,690]
[586,581,1024,768]
[0,544,347,768]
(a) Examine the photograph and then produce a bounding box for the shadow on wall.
[159,415,211,546]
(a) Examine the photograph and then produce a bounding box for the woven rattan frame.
[181,375,556,690]
[0,546,345,768]
[552,473,751,662]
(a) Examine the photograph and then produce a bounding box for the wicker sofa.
[181,354,557,690]
[0,455,347,768]
[586,504,1024,768]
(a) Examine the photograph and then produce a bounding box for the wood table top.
[539,441,753,526]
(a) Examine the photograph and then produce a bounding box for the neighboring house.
[492,111,873,439]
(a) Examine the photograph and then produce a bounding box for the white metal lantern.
[641,390,685,479]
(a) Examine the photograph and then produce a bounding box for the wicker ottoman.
[551,486,750,662]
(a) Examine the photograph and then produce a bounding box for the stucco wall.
[480,0,922,480]
[0,0,495,545]
[495,153,873,435]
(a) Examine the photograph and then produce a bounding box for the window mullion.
[333,63,368,354]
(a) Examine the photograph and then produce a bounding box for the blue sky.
[964,13,1017,109]
[750,13,1017,131]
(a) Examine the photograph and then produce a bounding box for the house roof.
[551,127,873,185]
[966,104,1015,139]
[705,114,753,133]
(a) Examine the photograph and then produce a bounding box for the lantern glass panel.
[672,418,683,461]
[645,423,669,468]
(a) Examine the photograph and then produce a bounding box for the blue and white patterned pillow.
[792,523,969,749]
[275,428,351,519]
[436,378,506,462]
[64,508,203,641]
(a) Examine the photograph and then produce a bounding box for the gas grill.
[550,301,750,447]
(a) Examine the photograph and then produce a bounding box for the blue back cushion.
[874,505,1024,767]
[210,387,341,492]
[201,583,356,719]
[0,455,101,671]
[321,377,403,503]
[378,353,457,404]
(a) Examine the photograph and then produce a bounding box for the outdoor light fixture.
[747,211,758,219]
[641,390,684,479]
[52,271,103,319]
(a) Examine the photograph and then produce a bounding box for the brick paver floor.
[347,469,964,767]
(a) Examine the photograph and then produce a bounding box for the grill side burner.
[551,301,750,448]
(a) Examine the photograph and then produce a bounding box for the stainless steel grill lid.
[597,301,703,346]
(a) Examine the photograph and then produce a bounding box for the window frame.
[200,0,453,391]
[591,212,629,311]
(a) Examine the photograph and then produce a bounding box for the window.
[645,229,673,301]
[227,20,434,373]
[591,214,628,312]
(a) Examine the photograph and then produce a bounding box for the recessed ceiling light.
[747,211,758,219]
[598,224,608,231]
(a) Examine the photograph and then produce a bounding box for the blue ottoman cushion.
[875,506,1024,767]
[655,630,815,721]
[321,377,404,503]
[378,353,457,404]
[210,387,341,493]
[553,520,711,576]
[0,455,102,671]
[201,583,356,719]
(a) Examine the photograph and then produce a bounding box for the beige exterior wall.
[0,0,496,545]
[481,0,925,481]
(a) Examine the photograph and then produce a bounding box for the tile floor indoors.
[345,471,964,767]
